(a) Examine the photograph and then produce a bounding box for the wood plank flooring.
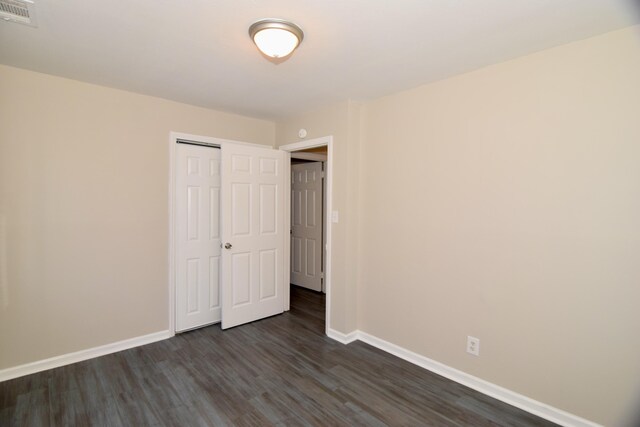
[1,286,556,426]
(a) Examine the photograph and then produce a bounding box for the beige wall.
[275,100,362,334]
[0,65,275,370]
[359,26,640,426]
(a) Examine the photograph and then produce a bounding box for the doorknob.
[224,243,232,249]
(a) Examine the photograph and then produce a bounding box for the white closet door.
[290,162,323,291]
[221,144,285,329]
[175,144,221,332]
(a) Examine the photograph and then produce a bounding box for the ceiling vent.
[0,0,36,27]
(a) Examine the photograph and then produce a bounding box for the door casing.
[279,136,333,337]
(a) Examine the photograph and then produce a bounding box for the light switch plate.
[331,211,339,223]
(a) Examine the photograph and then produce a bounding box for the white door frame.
[168,131,271,334]
[290,152,327,162]
[279,136,333,336]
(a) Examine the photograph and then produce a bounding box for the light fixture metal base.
[248,18,304,43]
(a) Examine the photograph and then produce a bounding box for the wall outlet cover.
[467,336,480,356]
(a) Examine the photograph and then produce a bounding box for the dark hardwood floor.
[1,286,556,426]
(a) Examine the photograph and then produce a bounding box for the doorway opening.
[291,152,326,293]
[280,136,333,336]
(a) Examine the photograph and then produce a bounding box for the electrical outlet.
[467,336,480,356]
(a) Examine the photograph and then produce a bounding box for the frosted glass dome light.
[249,19,304,59]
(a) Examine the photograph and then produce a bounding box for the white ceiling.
[1,0,638,119]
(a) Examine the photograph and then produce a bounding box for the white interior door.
[175,143,221,332]
[290,162,323,291]
[221,144,285,329]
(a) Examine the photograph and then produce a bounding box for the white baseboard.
[327,328,358,344]
[329,329,600,427]
[0,330,173,382]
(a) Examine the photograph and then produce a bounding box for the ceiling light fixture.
[249,19,304,59]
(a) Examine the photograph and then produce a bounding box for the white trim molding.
[327,328,359,344]
[0,330,173,382]
[327,330,601,427]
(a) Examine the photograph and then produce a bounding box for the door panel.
[232,252,251,306]
[221,144,285,329]
[176,144,221,332]
[259,249,277,300]
[290,162,323,291]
